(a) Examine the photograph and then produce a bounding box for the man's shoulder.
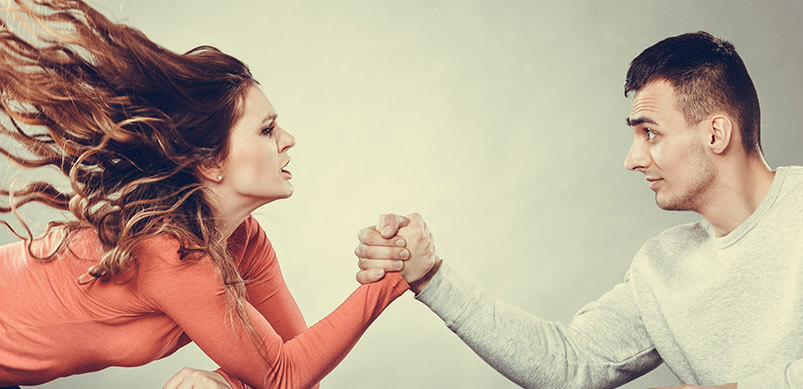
[632,221,711,267]
[777,166,803,194]
[779,165,803,176]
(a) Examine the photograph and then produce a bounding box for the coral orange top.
[0,216,408,388]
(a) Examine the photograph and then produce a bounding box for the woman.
[0,1,433,387]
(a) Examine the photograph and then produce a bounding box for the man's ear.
[197,160,224,183]
[705,114,734,155]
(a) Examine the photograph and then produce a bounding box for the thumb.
[377,213,410,238]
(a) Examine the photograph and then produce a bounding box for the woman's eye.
[261,127,274,136]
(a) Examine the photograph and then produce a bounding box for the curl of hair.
[0,0,268,367]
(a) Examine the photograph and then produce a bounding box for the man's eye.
[644,128,657,141]
[261,127,274,136]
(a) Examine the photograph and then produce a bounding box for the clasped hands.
[354,213,441,293]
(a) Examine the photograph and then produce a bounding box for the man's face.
[624,80,714,211]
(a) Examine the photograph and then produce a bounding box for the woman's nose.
[277,126,295,152]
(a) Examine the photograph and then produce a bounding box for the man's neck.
[698,156,775,237]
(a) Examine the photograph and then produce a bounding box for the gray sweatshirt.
[416,166,803,388]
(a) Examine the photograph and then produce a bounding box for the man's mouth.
[646,177,662,190]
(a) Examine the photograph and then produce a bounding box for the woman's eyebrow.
[261,114,278,127]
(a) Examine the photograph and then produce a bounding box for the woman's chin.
[259,189,294,205]
[281,186,295,199]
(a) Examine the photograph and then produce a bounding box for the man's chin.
[654,193,693,212]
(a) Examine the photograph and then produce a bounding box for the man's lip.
[645,177,662,182]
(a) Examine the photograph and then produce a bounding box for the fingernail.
[395,239,406,247]
[382,226,393,236]
[394,261,403,270]
[400,249,409,259]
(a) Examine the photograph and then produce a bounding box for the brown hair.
[1,0,265,363]
[624,31,762,155]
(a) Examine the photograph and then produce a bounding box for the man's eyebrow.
[625,116,657,127]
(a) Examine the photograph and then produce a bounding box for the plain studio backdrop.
[1,0,800,388]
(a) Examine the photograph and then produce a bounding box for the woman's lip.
[280,169,292,179]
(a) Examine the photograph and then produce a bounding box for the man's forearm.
[415,262,661,388]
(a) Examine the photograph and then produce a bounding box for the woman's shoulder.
[230,216,278,273]
[131,232,201,270]
[58,225,182,261]
[133,216,275,269]
[228,215,271,250]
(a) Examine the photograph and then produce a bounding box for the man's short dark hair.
[624,31,761,154]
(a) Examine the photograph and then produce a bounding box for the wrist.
[408,257,442,294]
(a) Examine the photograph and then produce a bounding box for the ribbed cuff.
[382,271,411,296]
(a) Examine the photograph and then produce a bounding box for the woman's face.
[215,84,295,208]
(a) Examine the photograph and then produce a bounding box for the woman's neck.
[208,194,264,239]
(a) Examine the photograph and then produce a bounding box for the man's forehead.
[629,80,676,117]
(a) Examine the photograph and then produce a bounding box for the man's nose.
[624,139,649,171]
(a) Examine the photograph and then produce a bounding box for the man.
[354,31,802,388]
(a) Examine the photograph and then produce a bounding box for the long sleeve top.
[416,166,803,388]
[0,216,409,388]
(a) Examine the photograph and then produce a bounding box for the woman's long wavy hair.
[0,0,264,357]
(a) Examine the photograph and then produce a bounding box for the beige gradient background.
[2,0,800,388]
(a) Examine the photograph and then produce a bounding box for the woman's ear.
[705,114,734,155]
[197,160,224,183]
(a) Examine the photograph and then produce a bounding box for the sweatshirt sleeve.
[415,262,661,389]
[136,238,409,389]
[737,359,803,388]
